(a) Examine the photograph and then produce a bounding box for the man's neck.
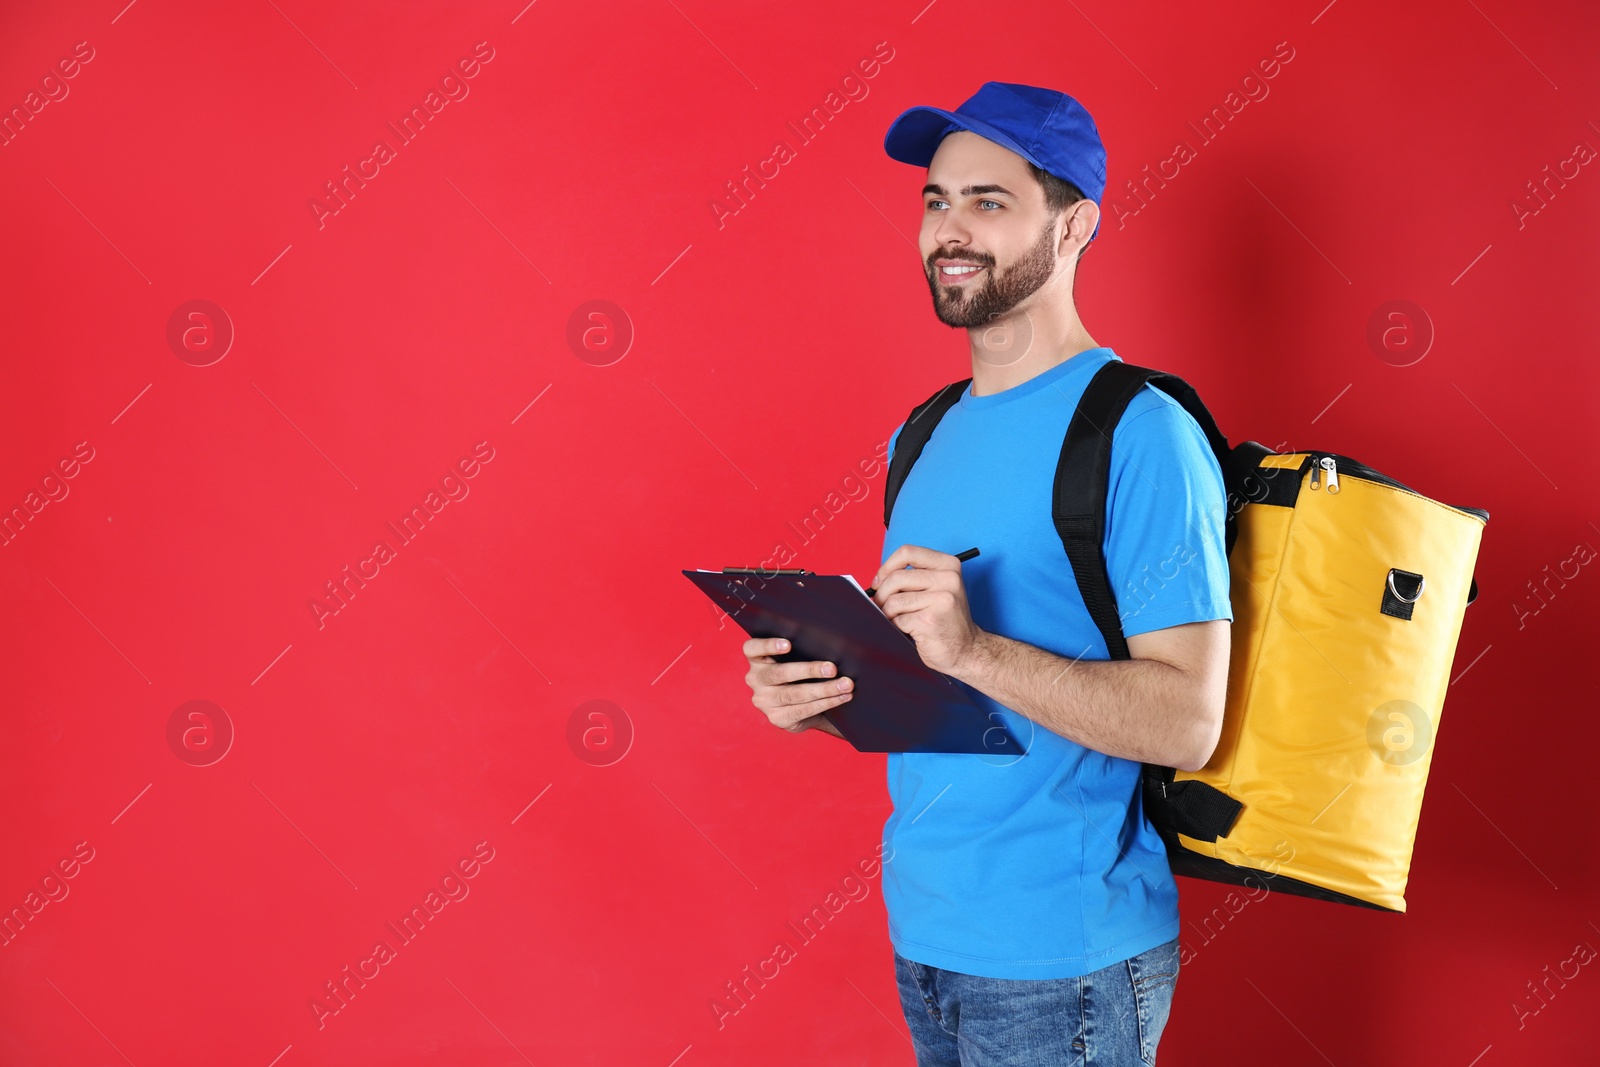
[968,316,1099,398]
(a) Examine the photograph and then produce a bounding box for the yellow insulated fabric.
[1173,453,1487,912]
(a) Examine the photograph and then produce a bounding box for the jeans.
[893,936,1180,1066]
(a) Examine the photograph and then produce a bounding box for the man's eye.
[979,199,1001,209]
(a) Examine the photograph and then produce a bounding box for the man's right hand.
[742,637,852,738]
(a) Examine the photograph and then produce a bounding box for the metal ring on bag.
[1387,570,1425,603]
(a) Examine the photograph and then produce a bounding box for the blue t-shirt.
[880,346,1234,980]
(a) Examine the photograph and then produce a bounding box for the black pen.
[866,546,980,598]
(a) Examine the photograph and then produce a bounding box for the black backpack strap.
[1142,765,1244,841]
[1056,361,1245,845]
[1051,360,1157,662]
[883,378,971,527]
[1055,360,1245,659]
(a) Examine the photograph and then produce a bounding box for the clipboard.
[683,567,1025,755]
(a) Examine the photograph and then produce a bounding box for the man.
[743,81,1232,1065]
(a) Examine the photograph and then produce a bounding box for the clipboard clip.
[721,567,813,576]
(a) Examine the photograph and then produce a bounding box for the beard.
[924,218,1058,329]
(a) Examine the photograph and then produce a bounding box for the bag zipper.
[1308,455,1339,494]
[1302,451,1488,522]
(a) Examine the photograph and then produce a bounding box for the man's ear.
[1069,200,1099,251]
[1056,202,1097,261]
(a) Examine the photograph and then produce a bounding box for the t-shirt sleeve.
[888,421,905,463]
[1102,397,1235,638]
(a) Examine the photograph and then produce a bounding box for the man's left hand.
[870,544,988,677]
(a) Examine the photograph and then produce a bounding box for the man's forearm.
[949,630,1205,769]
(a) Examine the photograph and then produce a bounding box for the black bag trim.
[1153,820,1400,912]
[1308,451,1490,524]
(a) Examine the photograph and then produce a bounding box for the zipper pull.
[1309,455,1322,491]
[1320,456,1340,494]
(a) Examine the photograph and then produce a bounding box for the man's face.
[919,131,1064,330]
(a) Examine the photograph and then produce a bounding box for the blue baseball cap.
[884,81,1108,240]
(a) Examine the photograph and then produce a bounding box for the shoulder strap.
[1056,360,1235,662]
[882,379,970,528]
[1066,361,1244,842]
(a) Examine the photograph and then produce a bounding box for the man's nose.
[932,210,973,245]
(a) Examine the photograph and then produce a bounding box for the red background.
[3,1,1597,1063]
